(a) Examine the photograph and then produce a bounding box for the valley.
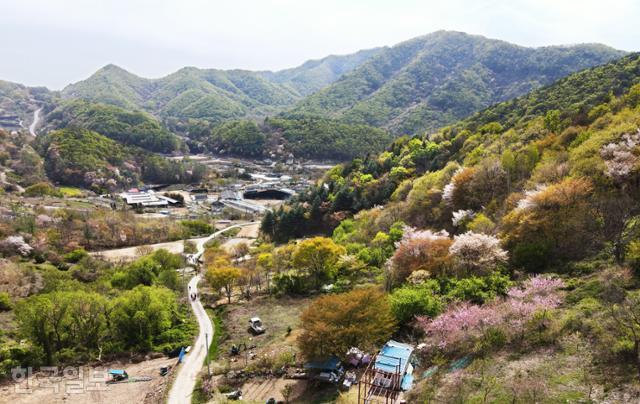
[1,21,640,404]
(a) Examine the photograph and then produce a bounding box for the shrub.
[23,182,62,197]
[390,283,442,324]
[180,220,213,237]
[298,287,396,360]
[63,248,89,263]
[0,292,12,311]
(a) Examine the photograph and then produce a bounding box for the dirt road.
[29,108,41,136]
[92,237,209,262]
[168,222,256,404]
[167,275,213,404]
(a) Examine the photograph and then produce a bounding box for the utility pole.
[205,333,211,376]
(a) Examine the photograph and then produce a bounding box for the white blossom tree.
[449,231,508,275]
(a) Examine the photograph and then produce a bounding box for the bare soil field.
[1,356,178,404]
[215,295,310,367]
[92,236,209,262]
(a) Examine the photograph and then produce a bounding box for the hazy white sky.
[1,0,638,89]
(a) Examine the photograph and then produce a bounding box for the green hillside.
[60,49,380,123]
[290,31,625,136]
[37,127,204,190]
[259,48,383,96]
[0,80,55,128]
[46,100,182,153]
[269,53,640,240]
[203,117,394,160]
[261,52,640,402]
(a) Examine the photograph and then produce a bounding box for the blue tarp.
[448,356,472,372]
[108,369,126,375]
[178,347,186,364]
[304,356,341,371]
[401,372,414,391]
[422,366,439,379]
[374,340,414,374]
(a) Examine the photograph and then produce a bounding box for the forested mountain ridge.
[35,127,204,191]
[45,99,183,153]
[266,52,640,242]
[60,49,382,123]
[258,47,383,96]
[260,51,640,402]
[289,31,626,136]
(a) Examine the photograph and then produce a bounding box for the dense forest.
[200,117,394,160]
[60,49,380,123]
[267,53,640,241]
[46,100,183,153]
[255,52,640,400]
[36,128,205,191]
[290,31,625,135]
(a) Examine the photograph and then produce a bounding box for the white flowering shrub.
[516,185,548,211]
[600,129,640,181]
[449,231,508,274]
[442,167,463,206]
[452,209,475,226]
[0,236,33,256]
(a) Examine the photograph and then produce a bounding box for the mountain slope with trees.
[259,52,640,402]
[259,47,383,96]
[60,49,381,123]
[289,31,625,135]
[36,127,204,191]
[46,99,183,153]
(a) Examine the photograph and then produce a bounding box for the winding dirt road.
[29,108,41,136]
[167,222,255,404]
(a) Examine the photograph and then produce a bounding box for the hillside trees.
[204,247,242,303]
[208,120,266,156]
[449,232,508,276]
[47,100,181,153]
[502,178,599,271]
[109,286,181,351]
[417,276,564,355]
[15,285,185,364]
[389,227,452,284]
[37,128,205,190]
[609,290,640,374]
[298,288,396,360]
[292,237,346,290]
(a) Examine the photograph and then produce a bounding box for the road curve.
[167,222,254,404]
[29,108,41,136]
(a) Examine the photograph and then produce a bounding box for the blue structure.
[304,356,345,384]
[358,340,415,403]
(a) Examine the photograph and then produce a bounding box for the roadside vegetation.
[0,248,195,377]
[223,54,640,400]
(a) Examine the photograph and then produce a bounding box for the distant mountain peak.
[290,33,626,135]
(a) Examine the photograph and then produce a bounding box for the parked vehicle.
[223,390,242,400]
[248,317,265,334]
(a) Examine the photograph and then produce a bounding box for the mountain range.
[0,31,631,162]
[59,31,624,130]
[289,31,626,134]
[60,48,383,123]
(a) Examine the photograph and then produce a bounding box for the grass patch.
[191,378,208,404]
[205,306,228,364]
[59,186,83,197]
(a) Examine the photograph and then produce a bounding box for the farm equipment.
[106,369,153,384]
[248,317,265,334]
[160,366,171,376]
[107,369,128,382]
